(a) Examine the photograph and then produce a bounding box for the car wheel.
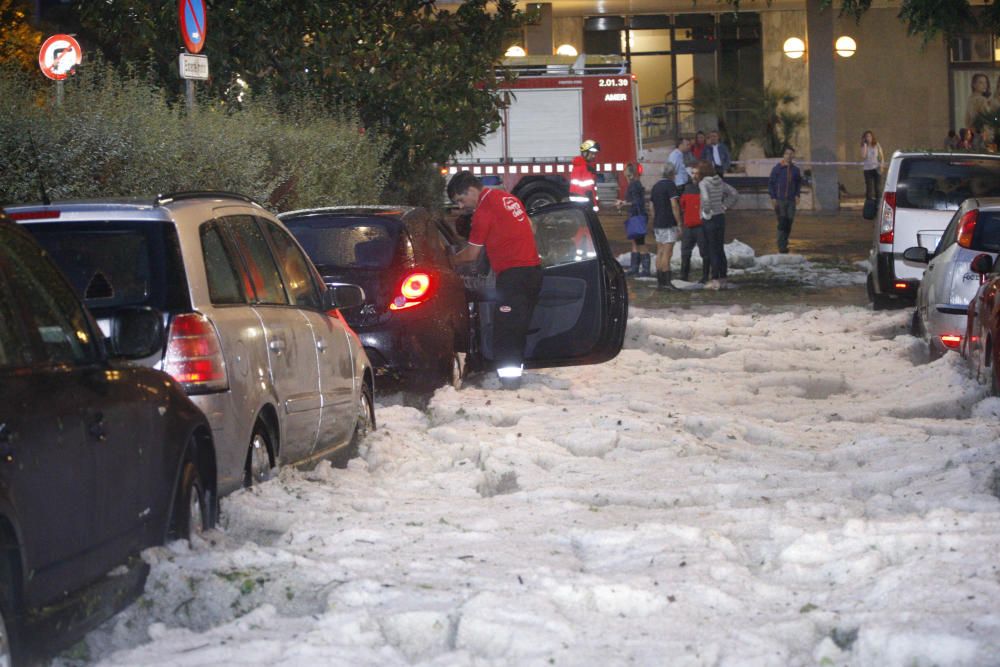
[171,460,216,541]
[445,351,464,390]
[0,551,19,666]
[243,423,274,487]
[335,382,375,468]
[867,275,891,311]
[910,309,924,338]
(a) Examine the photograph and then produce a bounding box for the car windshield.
[23,221,188,314]
[284,216,401,269]
[896,157,1000,210]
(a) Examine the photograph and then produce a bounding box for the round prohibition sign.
[178,0,207,54]
[38,34,82,81]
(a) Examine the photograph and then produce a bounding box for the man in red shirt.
[448,171,542,389]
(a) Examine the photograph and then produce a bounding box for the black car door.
[469,202,627,369]
[0,227,103,607]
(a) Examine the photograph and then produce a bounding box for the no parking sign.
[38,34,82,81]
[178,0,207,54]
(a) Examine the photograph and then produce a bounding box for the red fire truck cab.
[447,56,642,211]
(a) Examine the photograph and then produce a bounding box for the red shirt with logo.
[469,188,540,274]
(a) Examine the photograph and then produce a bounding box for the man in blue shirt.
[668,137,691,188]
[768,146,802,254]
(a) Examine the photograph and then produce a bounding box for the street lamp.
[505,45,526,57]
[783,37,806,59]
[835,36,857,57]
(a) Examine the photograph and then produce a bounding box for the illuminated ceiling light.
[783,37,806,59]
[505,45,526,57]
[555,44,578,57]
[835,35,857,57]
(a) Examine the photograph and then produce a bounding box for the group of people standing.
[618,131,737,290]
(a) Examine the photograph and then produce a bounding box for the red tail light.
[8,210,60,220]
[163,313,228,391]
[878,192,896,244]
[956,209,978,248]
[893,282,909,290]
[939,334,962,349]
[389,271,433,311]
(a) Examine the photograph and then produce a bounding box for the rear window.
[896,157,1000,210]
[974,212,1000,252]
[22,221,189,314]
[284,216,402,270]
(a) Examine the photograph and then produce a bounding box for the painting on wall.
[953,68,1000,133]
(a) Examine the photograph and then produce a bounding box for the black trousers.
[494,265,542,372]
[864,169,880,201]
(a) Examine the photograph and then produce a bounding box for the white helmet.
[580,139,601,155]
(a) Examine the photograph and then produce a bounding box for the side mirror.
[970,252,996,275]
[902,246,930,264]
[323,283,366,311]
[110,307,165,359]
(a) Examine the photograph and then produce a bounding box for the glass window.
[0,229,99,365]
[897,157,1000,210]
[200,223,246,305]
[284,216,401,270]
[531,206,597,267]
[260,219,322,310]
[0,282,32,369]
[974,211,1000,251]
[223,215,288,306]
[936,209,962,252]
[25,221,188,314]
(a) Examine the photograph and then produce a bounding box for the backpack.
[680,187,702,228]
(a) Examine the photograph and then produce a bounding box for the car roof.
[279,205,416,219]
[5,192,268,224]
[890,150,1000,160]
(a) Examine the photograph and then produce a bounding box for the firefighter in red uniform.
[448,171,542,389]
[569,139,600,212]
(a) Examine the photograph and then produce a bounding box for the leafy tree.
[71,1,526,204]
[0,0,41,71]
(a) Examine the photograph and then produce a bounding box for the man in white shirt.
[708,131,732,176]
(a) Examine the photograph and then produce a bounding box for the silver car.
[9,193,375,498]
[904,197,1000,356]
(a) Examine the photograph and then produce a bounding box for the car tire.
[444,351,464,390]
[335,382,375,468]
[518,183,562,211]
[243,422,275,488]
[0,549,20,666]
[171,459,216,541]
[867,275,892,311]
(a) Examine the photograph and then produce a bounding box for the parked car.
[904,198,1000,356]
[8,192,375,499]
[0,213,217,665]
[282,202,628,388]
[280,206,470,391]
[963,252,1000,393]
[867,151,1000,309]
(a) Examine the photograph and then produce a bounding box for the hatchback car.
[867,151,1000,309]
[0,215,216,664]
[280,206,470,392]
[904,198,1000,355]
[963,252,1000,393]
[285,202,628,389]
[8,192,375,499]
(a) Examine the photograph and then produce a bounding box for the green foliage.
[691,81,806,158]
[0,0,41,71]
[70,0,526,205]
[0,60,389,210]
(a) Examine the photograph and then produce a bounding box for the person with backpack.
[679,171,709,284]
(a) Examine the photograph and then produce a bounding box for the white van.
[867,151,1000,309]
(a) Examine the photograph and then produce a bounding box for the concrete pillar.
[525,3,554,56]
[807,0,839,211]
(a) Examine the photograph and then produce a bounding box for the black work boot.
[657,270,675,290]
[680,257,690,282]
[639,253,651,277]
[700,262,710,284]
[626,252,640,276]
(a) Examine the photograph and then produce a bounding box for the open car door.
[467,202,627,371]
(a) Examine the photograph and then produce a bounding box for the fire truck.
[446,55,642,211]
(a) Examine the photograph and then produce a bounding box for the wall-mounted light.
[555,44,578,57]
[505,45,526,57]
[783,37,806,59]
[835,35,857,57]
